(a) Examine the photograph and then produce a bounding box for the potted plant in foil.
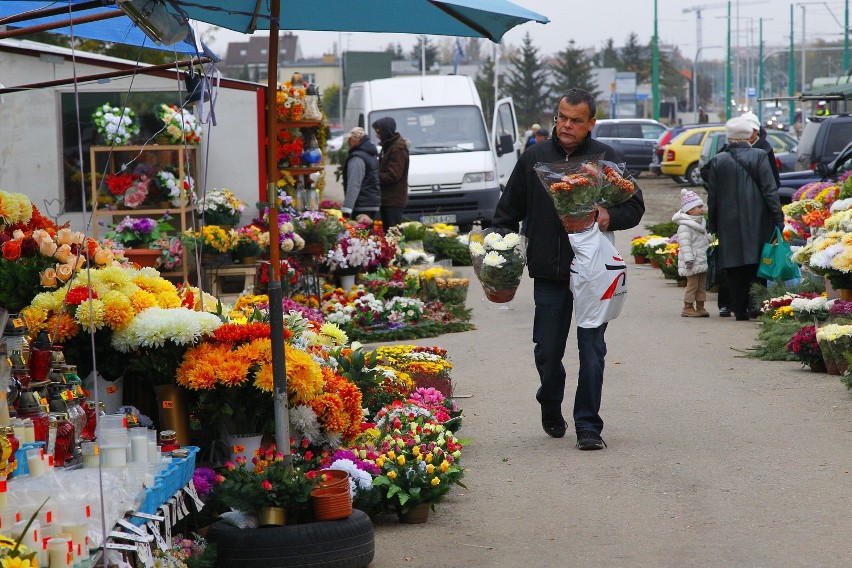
[467,229,526,303]
[91,103,139,145]
[158,103,202,145]
[199,188,245,227]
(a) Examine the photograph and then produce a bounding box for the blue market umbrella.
[0,0,549,454]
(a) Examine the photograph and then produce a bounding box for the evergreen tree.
[600,38,619,68]
[551,40,600,98]
[410,36,438,72]
[465,38,483,63]
[322,84,342,123]
[655,42,688,102]
[475,56,502,124]
[619,32,650,83]
[503,32,549,129]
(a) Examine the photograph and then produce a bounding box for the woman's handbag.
[757,227,800,281]
[706,244,725,290]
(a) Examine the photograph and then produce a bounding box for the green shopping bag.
[757,227,800,281]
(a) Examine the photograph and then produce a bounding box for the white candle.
[61,523,88,560]
[147,439,159,462]
[100,445,126,468]
[26,448,45,478]
[130,435,148,463]
[47,537,71,568]
[22,419,35,444]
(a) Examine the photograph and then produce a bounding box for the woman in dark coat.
[706,116,784,320]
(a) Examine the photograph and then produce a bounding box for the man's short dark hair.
[558,88,596,119]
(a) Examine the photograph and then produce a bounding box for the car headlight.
[463,171,496,183]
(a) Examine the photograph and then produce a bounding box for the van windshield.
[370,106,489,154]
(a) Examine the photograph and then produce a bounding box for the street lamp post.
[693,46,722,116]
[653,0,659,120]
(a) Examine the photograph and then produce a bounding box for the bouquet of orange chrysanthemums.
[534,155,636,233]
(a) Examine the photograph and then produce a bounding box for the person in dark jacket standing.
[706,116,784,321]
[341,127,380,219]
[741,113,781,188]
[371,117,409,229]
[492,88,645,451]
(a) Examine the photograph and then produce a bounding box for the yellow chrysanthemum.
[75,298,106,331]
[319,323,348,346]
[21,306,48,334]
[101,291,135,330]
[283,347,323,403]
[46,312,80,342]
[217,359,249,387]
[30,291,62,312]
[129,290,158,313]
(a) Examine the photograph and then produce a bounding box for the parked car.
[775,151,797,173]
[778,139,852,203]
[660,125,725,186]
[765,130,798,153]
[696,130,727,187]
[591,119,667,177]
[649,122,724,177]
[795,114,852,171]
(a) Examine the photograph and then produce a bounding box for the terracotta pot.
[398,502,431,524]
[483,287,517,303]
[809,359,827,373]
[257,506,286,527]
[558,212,595,233]
[122,248,161,268]
[633,255,648,264]
[237,256,257,265]
[650,260,661,269]
[311,486,352,521]
[314,469,350,491]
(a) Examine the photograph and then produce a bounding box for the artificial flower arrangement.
[293,210,344,254]
[101,168,157,209]
[151,533,216,568]
[534,156,636,232]
[232,225,267,259]
[277,128,305,167]
[155,168,196,208]
[22,265,185,380]
[468,229,526,303]
[786,324,824,370]
[105,214,175,249]
[324,220,395,275]
[276,80,307,121]
[259,208,305,253]
[158,103,202,145]
[370,399,465,516]
[418,267,468,305]
[151,235,183,271]
[199,188,245,226]
[214,448,314,521]
[0,193,116,311]
[333,345,414,418]
[182,225,235,255]
[372,345,453,397]
[321,287,426,330]
[91,103,139,145]
[782,199,823,240]
[356,267,419,300]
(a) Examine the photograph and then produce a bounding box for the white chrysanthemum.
[468,241,486,256]
[483,251,507,268]
[328,459,373,492]
[290,405,322,444]
[483,232,503,248]
[502,232,522,248]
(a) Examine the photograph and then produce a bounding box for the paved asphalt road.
[322,172,852,568]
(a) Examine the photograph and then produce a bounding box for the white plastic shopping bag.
[568,224,628,328]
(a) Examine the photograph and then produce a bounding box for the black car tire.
[671,175,688,184]
[686,163,702,186]
[208,510,375,568]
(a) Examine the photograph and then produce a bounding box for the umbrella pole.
[265,0,292,465]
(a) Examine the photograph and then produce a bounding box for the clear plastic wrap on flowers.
[468,228,527,303]
[534,155,637,233]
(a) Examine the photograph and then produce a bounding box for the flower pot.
[303,242,326,256]
[237,256,257,266]
[483,287,516,303]
[809,359,827,373]
[122,248,161,268]
[314,469,349,491]
[649,260,661,269]
[633,255,648,264]
[339,274,356,290]
[227,433,264,471]
[153,383,190,446]
[839,288,852,301]
[398,502,431,524]
[557,212,595,233]
[257,506,286,527]
[311,486,352,521]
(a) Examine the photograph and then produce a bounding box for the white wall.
[0,40,262,232]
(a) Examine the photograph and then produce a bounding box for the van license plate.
[420,214,456,225]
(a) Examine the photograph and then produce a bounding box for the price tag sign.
[232,444,245,453]
[11,318,23,328]
[161,400,174,409]
[106,385,117,395]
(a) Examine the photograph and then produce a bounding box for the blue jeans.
[533,278,608,435]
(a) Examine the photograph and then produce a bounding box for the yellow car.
[660,125,725,185]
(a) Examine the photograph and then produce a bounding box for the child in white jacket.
[673,189,710,317]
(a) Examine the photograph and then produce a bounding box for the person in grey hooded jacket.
[341,127,380,219]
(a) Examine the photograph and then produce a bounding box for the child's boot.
[695,301,710,317]
[682,302,701,317]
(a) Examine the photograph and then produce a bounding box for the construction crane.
[683,1,770,113]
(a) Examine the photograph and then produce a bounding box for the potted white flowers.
[468,229,526,303]
[91,103,140,145]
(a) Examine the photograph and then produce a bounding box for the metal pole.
[726,1,733,120]
[338,33,344,126]
[801,5,806,92]
[758,18,764,122]
[265,0,291,463]
[421,34,426,76]
[493,42,499,103]
[789,4,797,122]
[693,9,703,115]
[0,9,124,39]
[846,0,849,72]
[653,0,659,120]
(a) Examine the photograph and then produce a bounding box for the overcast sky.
[198,0,849,62]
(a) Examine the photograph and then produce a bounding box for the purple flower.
[192,467,217,500]
[281,298,325,322]
[131,217,157,233]
[829,299,852,317]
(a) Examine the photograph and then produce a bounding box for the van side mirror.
[496,133,514,156]
[815,162,829,178]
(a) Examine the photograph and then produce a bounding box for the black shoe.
[735,313,749,321]
[749,309,761,319]
[541,412,567,438]
[719,306,731,317]
[576,431,607,450]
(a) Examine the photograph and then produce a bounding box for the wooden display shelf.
[279,166,323,175]
[277,120,322,129]
[95,206,196,217]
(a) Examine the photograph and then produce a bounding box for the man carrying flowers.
[492,88,645,450]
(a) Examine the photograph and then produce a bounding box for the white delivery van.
[344,75,521,227]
